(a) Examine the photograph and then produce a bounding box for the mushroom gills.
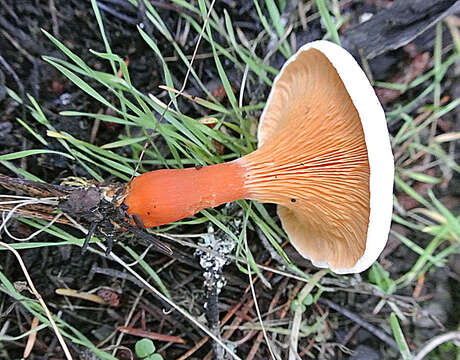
[241,49,370,269]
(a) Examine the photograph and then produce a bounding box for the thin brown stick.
[246,277,287,359]
[176,336,210,360]
[318,298,398,350]
[48,0,59,37]
[244,233,278,360]
[23,316,39,358]
[117,326,185,344]
[202,260,275,360]
[111,279,145,356]
[0,29,38,64]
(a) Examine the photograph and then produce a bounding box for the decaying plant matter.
[0,174,171,255]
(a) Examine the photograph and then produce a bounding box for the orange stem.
[123,160,248,228]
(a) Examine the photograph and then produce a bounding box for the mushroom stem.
[123,160,248,228]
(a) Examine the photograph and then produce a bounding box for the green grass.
[390,313,412,360]
[1,0,459,359]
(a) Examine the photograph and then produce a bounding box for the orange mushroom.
[123,40,394,274]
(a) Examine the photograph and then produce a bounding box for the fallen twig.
[318,298,398,350]
[23,316,39,358]
[117,326,185,344]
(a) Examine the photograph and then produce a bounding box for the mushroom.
[123,40,394,274]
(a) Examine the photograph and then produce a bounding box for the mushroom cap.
[247,40,394,274]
